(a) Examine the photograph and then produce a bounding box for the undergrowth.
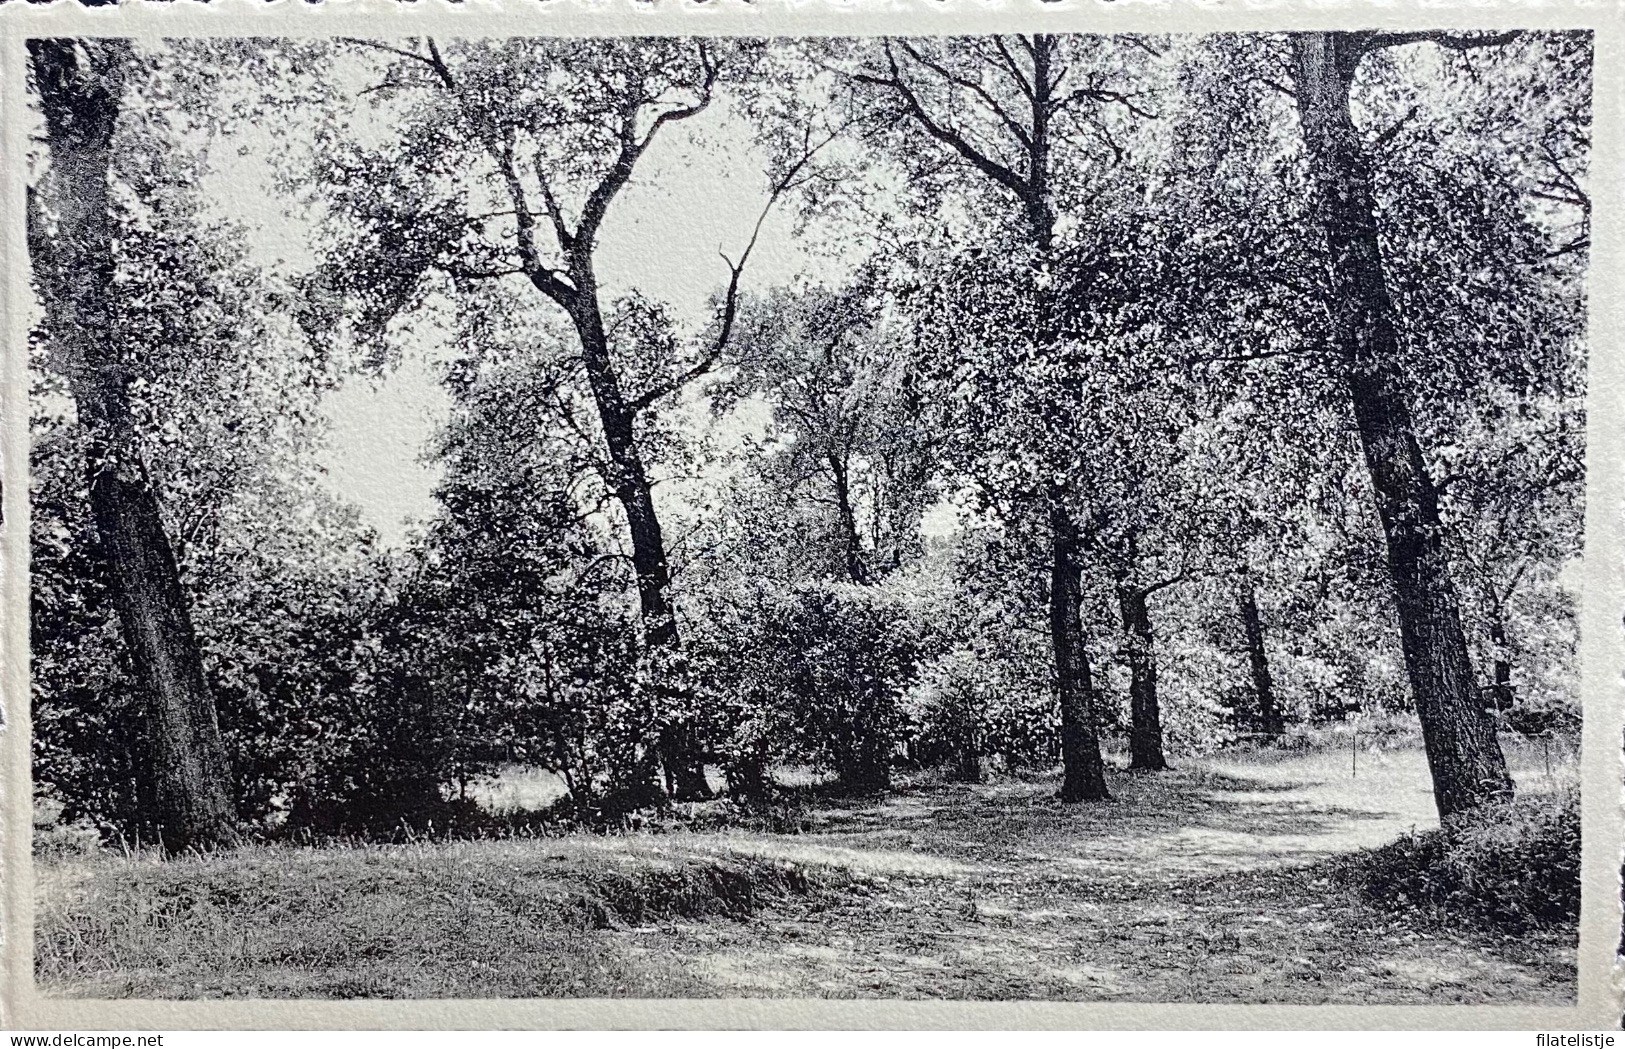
[1329,787,1579,933]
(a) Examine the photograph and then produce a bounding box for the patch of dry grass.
[37,837,859,998]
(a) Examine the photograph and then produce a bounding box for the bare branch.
[423,38,458,90]
[1247,73,1298,101]
[853,40,1030,200]
[898,39,1033,152]
[1370,104,1420,152]
[341,37,457,90]
[988,36,1035,100]
[1053,78,1158,121]
[485,136,576,306]
[531,150,574,250]
[443,262,529,281]
[1545,235,1589,260]
[496,138,541,271]
[627,122,845,413]
[638,41,722,153]
[1140,571,1189,598]
[575,42,721,253]
[1539,142,1590,213]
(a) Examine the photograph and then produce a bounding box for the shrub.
[694,577,930,795]
[1332,788,1579,932]
[901,642,1057,779]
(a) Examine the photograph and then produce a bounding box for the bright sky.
[209,85,834,547]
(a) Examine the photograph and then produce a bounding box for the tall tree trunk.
[1291,32,1513,819]
[1052,504,1111,801]
[1238,582,1284,736]
[866,35,1112,800]
[1117,584,1168,771]
[29,39,237,853]
[1030,41,1111,801]
[566,278,710,802]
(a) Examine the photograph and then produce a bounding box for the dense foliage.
[29,32,1587,844]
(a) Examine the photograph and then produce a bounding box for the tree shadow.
[794,759,1419,880]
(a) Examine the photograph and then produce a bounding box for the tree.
[28,39,237,852]
[308,38,833,801]
[720,276,932,586]
[1236,582,1284,737]
[849,35,1161,801]
[1288,30,1520,818]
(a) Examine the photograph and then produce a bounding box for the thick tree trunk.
[1291,32,1514,819]
[565,277,710,802]
[1238,583,1284,737]
[1052,503,1111,801]
[29,39,238,853]
[1117,585,1168,771]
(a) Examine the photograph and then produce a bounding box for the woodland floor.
[35,743,1577,1002]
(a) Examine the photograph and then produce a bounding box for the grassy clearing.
[37,837,860,998]
[37,745,1576,1002]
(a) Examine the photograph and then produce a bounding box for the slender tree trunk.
[1488,612,1515,712]
[869,35,1112,800]
[1291,32,1513,819]
[1052,504,1111,801]
[1238,583,1284,736]
[29,39,238,854]
[828,453,870,584]
[1117,585,1168,771]
[565,274,709,802]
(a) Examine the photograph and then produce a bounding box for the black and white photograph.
[21,17,1594,1008]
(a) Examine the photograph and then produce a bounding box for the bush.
[1332,788,1579,932]
[901,642,1057,779]
[694,577,932,795]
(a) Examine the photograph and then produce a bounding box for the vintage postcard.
[2,0,1622,1031]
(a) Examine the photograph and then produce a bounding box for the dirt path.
[609,750,1576,1002]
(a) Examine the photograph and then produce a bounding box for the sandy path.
[609,750,1575,1002]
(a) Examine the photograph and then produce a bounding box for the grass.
[36,744,1577,1002]
[37,838,860,998]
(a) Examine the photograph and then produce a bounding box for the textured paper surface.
[2,0,1621,1030]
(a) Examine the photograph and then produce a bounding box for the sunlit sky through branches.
[207,89,842,548]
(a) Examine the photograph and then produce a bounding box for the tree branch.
[443,262,529,281]
[627,121,842,413]
[341,37,457,90]
[1140,570,1189,597]
[491,136,576,306]
[531,150,575,251]
[1370,104,1420,152]
[1364,30,1523,55]
[1053,78,1158,121]
[988,36,1035,101]
[854,40,1029,200]
[576,42,721,253]
[898,39,1033,152]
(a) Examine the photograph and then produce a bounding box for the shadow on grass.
[797,762,1407,879]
